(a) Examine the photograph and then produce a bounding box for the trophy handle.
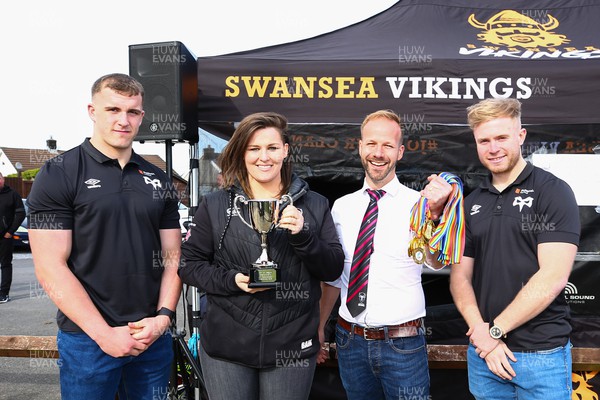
[280,194,294,208]
[233,194,255,230]
[274,194,294,228]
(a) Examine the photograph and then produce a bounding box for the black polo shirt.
[28,139,180,333]
[463,162,580,351]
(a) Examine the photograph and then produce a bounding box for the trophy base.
[248,263,280,288]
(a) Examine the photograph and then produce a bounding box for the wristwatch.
[156,307,176,321]
[489,322,505,339]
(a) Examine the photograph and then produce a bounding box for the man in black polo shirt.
[28,73,182,400]
[450,98,580,400]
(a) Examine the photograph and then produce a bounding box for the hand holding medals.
[408,173,465,267]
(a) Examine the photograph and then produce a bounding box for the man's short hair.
[466,98,522,130]
[91,73,144,99]
[361,109,403,143]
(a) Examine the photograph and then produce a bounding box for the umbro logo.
[470,204,482,215]
[85,178,101,189]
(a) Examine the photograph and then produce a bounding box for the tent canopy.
[189,0,600,319]
[197,0,600,133]
[194,0,599,192]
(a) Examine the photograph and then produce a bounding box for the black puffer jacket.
[179,176,343,367]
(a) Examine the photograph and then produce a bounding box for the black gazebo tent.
[189,0,600,396]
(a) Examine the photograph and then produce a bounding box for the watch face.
[490,326,502,339]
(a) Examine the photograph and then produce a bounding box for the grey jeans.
[199,343,317,400]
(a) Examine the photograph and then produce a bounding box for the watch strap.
[156,307,176,321]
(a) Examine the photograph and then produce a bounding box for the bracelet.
[156,307,176,321]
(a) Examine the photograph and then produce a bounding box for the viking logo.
[572,371,599,399]
[468,10,570,50]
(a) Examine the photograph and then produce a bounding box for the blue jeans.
[335,323,430,400]
[467,342,572,400]
[199,342,317,400]
[57,329,173,400]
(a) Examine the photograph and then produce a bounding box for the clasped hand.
[468,322,517,380]
[95,315,171,358]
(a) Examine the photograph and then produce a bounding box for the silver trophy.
[233,194,293,288]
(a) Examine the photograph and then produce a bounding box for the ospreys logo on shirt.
[139,170,162,190]
[513,188,535,212]
[143,176,162,190]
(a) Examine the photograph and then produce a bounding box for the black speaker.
[129,41,198,143]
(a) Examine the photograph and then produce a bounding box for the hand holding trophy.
[233,194,293,288]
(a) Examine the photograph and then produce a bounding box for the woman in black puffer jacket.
[179,112,344,400]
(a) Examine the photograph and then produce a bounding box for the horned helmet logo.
[468,10,570,49]
[572,371,598,399]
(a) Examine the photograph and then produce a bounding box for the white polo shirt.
[329,176,425,327]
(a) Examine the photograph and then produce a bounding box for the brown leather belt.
[338,317,422,340]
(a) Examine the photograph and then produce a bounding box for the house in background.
[0,139,188,200]
[0,139,63,177]
[197,145,222,197]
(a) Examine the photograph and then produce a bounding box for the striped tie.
[346,189,385,317]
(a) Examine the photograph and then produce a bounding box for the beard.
[362,157,397,186]
[482,150,521,176]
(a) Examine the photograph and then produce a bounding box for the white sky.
[1,0,396,176]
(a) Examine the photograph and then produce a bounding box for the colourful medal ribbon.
[409,172,465,266]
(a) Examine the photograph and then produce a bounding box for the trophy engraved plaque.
[233,194,293,288]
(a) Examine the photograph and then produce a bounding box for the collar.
[230,173,308,201]
[480,162,534,194]
[81,138,141,167]
[361,175,402,198]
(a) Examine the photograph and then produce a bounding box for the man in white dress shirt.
[318,109,452,400]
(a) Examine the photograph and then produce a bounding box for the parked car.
[12,198,29,250]
[178,202,191,239]
[12,224,29,249]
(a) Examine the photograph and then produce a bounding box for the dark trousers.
[0,236,14,296]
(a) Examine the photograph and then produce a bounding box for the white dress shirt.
[329,176,425,327]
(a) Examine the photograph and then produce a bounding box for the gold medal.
[408,218,436,264]
[423,219,435,241]
[408,236,426,264]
